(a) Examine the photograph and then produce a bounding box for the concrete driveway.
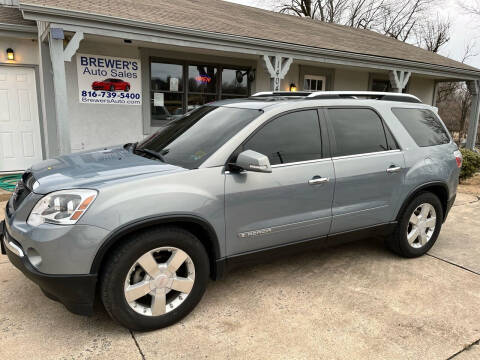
[1,192,479,360]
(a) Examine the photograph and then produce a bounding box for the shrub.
[460,148,480,181]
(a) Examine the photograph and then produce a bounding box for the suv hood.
[29,146,186,194]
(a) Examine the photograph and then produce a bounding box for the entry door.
[325,107,406,233]
[0,66,42,171]
[225,109,334,256]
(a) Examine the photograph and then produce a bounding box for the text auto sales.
[80,56,139,78]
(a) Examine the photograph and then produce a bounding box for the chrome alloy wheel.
[407,203,437,249]
[124,247,195,316]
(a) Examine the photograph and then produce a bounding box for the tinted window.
[137,106,261,169]
[328,108,389,156]
[392,108,450,147]
[243,110,322,165]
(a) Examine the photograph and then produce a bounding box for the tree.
[438,82,472,142]
[460,0,480,17]
[415,16,451,53]
[436,44,478,143]
[276,0,434,42]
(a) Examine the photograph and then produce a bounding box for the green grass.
[0,174,22,192]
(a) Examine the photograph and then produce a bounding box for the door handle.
[309,176,329,185]
[386,166,401,174]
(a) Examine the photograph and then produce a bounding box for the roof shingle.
[0,6,35,26]
[17,0,479,73]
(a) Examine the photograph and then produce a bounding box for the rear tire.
[386,192,443,258]
[100,227,209,331]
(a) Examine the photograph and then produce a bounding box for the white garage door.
[0,66,42,172]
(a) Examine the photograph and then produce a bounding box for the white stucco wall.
[282,63,299,92]
[64,41,143,152]
[408,76,435,105]
[334,69,369,90]
[254,61,270,93]
[0,37,38,64]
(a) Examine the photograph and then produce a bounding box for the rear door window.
[392,108,450,147]
[327,108,391,157]
[243,110,322,165]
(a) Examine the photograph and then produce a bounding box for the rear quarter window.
[392,108,450,147]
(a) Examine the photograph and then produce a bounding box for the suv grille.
[12,172,34,210]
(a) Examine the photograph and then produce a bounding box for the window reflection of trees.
[419,110,450,144]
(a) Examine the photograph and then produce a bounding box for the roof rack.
[251,91,422,104]
[251,91,312,97]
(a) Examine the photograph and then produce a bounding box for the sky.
[224,0,480,69]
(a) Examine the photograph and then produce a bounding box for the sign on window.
[76,53,142,105]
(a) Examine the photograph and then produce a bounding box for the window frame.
[304,75,327,92]
[322,106,402,159]
[226,107,330,169]
[149,57,252,127]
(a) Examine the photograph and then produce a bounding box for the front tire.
[100,227,209,331]
[386,192,443,258]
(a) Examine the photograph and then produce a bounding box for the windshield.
[136,106,262,169]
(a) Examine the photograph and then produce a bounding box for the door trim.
[271,157,331,168]
[332,149,401,161]
[238,215,332,239]
[222,221,397,274]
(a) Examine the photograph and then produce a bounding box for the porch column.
[48,28,84,155]
[263,54,293,91]
[466,80,480,150]
[389,70,411,93]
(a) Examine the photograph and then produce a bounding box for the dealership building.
[1,0,480,172]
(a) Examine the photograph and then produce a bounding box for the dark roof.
[0,6,35,26]
[18,0,479,73]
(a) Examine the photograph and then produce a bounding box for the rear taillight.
[454,150,462,168]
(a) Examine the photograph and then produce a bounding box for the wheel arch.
[396,181,449,223]
[91,215,222,280]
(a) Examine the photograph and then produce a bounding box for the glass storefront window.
[188,94,217,110]
[189,65,217,93]
[151,62,185,124]
[151,63,183,92]
[151,93,183,121]
[150,60,251,126]
[221,69,248,96]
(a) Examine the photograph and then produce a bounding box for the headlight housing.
[28,189,98,226]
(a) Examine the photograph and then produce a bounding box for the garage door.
[0,66,42,172]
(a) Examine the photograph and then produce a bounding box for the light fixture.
[289,83,297,92]
[6,48,14,61]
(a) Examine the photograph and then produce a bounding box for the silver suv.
[1,91,462,331]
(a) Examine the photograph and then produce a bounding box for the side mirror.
[232,150,272,173]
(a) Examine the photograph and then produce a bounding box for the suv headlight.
[27,189,98,226]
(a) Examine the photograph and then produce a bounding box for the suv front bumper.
[1,220,97,316]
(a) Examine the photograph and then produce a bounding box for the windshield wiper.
[134,148,166,162]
